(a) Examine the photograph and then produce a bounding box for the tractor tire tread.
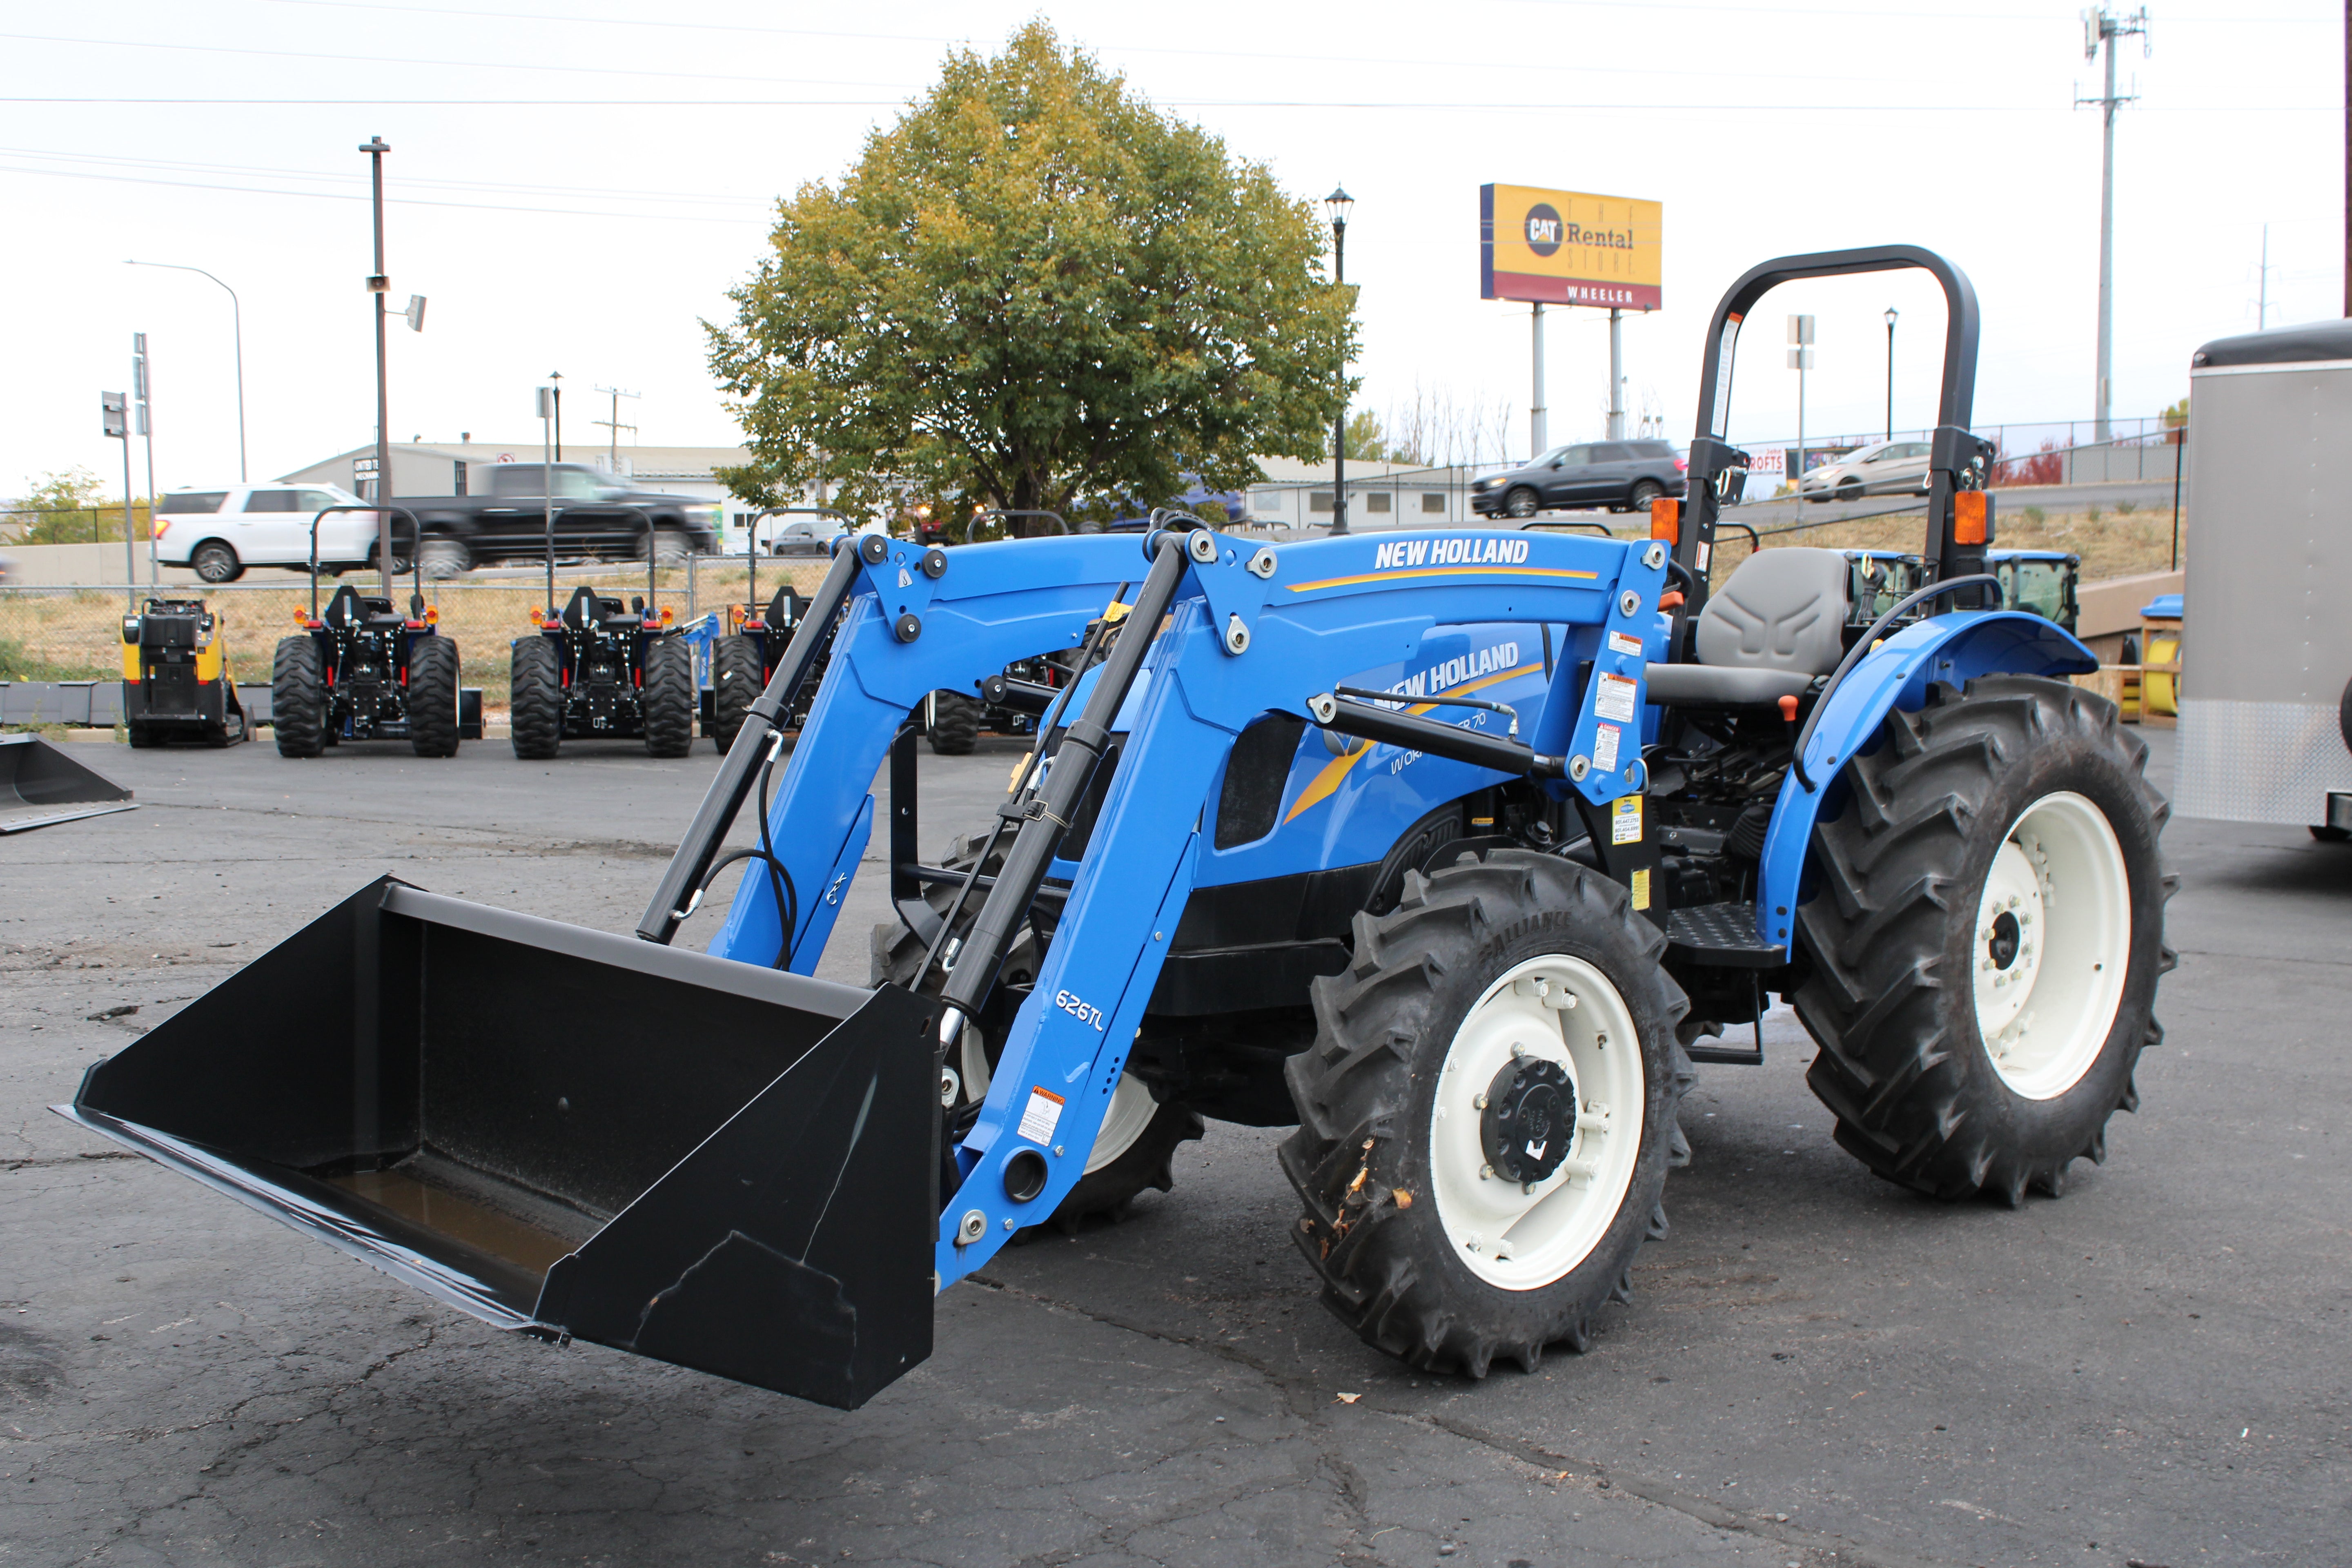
[406,636,461,757]
[928,690,982,755]
[640,635,695,757]
[1793,675,2174,1202]
[510,636,564,760]
[270,635,326,758]
[1278,849,1692,1378]
[710,634,762,753]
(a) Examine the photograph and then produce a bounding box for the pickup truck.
[402,463,722,577]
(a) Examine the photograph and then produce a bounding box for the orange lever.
[1777,695,1799,722]
[1659,590,1685,610]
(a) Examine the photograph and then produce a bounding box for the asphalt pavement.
[2,722,2345,1567]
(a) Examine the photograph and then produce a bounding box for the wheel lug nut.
[1473,1093,1489,1110]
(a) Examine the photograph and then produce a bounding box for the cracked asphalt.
[2,724,2346,1567]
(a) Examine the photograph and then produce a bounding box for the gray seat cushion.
[1693,548,1849,676]
[1642,663,1814,706]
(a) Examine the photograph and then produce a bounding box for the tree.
[2,469,144,546]
[1343,410,1393,463]
[706,22,1356,532]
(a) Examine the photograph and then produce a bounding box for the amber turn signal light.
[1649,496,1679,544]
[1953,490,1988,546]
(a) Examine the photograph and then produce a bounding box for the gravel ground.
[2,723,2345,1568]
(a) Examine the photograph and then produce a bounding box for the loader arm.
[691,535,1147,972]
[935,525,1666,1286]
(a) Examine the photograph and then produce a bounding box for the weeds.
[2116,499,2137,515]
[2021,506,2047,526]
[2087,506,2104,523]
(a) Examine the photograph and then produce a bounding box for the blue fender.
[1752,610,2098,949]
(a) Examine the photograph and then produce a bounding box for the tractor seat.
[766,586,806,630]
[1643,548,1849,708]
[562,586,624,631]
[322,585,397,631]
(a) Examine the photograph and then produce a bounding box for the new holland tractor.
[61,247,2171,1411]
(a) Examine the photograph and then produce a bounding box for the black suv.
[1469,440,1687,519]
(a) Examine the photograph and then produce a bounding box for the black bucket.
[56,877,939,1409]
[0,734,136,833]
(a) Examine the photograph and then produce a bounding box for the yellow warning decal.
[1611,793,1643,845]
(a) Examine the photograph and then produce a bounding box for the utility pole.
[134,333,157,585]
[593,385,640,470]
[361,136,394,597]
[1529,304,1548,457]
[2079,7,2150,445]
[102,391,134,610]
[1788,315,1814,492]
[1606,307,1624,441]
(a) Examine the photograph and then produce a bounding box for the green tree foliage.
[5,468,150,545]
[1343,409,1409,463]
[706,22,1356,529]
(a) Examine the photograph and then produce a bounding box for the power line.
[0,95,2324,111]
[0,160,765,223]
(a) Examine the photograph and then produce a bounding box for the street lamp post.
[1884,307,1899,443]
[361,136,395,598]
[1326,185,1354,536]
[125,260,247,483]
[550,370,564,463]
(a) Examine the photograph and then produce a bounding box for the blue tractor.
[62,247,2171,1408]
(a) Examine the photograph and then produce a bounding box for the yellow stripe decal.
[1283,660,1550,824]
[1285,566,1599,593]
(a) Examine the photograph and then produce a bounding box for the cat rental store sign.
[1480,185,1662,310]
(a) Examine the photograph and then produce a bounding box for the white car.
[154,484,385,582]
[1798,439,1933,504]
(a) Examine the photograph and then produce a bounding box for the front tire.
[710,633,762,753]
[270,636,326,757]
[1796,676,2174,1203]
[1503,486,1540,520]
[639,635,695,758]
[1628,479,1663,513]
[510,637,563,760]
[1281,851,1692,1376]
[642,528,692,569]
[405,635,461,757]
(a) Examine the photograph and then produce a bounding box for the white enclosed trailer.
[2174,321,2352,836]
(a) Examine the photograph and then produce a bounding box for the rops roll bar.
[739,506,856,624]
[307,504,422,619]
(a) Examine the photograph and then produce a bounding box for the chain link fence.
[0,556,832,711]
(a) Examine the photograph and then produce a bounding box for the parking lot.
[3,726,2345,1567]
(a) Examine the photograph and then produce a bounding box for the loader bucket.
[0,733,137,833]
[56,877,939,1410]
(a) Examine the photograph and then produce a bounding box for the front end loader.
[60,246,2170,1408]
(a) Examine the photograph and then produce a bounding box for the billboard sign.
[1481,185,1662,310]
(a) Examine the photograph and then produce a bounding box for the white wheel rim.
[960,1028,1155,1175]
[1971,791,2130,1100]
[1429,955,1646,1291]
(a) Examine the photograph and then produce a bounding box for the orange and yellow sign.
[1480,185,1662,310]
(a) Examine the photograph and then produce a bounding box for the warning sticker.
[1630,867,1652,910]
[1606,630,1644,659]
[1017,1086,1066,1146]
[1594,671,1639,724]
[1611,793,1643,845]
[1592,722,1621,774]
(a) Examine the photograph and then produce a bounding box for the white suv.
[1798,439,1934,504]
[154,484,383,582]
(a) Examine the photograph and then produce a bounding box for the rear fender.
[1753,609,2098,949]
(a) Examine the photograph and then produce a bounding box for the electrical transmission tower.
[2079,6,2150,444]
[593,385,640,471]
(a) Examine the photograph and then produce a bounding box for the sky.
[1,0,2340,499]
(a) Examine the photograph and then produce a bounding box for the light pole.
[1883,307,1899,443]
[1326,185,1353,536]
[361,136,395,597]
[1788,314,1814,492]
[125,260,246,482]
[550,370,564,463]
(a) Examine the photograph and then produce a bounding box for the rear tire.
[510,637,563,760]
[1503,486,1540,520]
[640,635,695,758]
[271,636,326,757]
[927,690,981,755]
[710,634,762,753]
[1628,479,1664,513]
[418,536,470,580]
[1281,850,1692,1376]
[1795,676,2174,1203]
[127,723,161,749]
[642,528,692,568]
[192,541,243,584]
[405,635,461,757]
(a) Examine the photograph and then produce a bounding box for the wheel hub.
[1969,793,2132,1100]
[1481,1054,1576,1185]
